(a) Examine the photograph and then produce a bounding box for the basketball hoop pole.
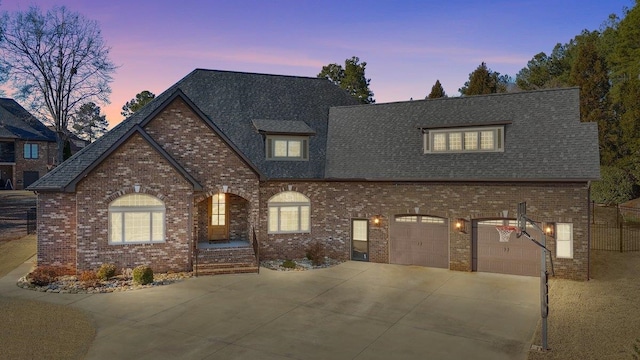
[517,202,550,351]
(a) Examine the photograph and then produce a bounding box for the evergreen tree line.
[516,4,640,204]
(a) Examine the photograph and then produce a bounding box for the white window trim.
[555,223,573,259]
[267,191,311,234]
[109,195,166,245]
[423,126,504,154]
[266,135,309,161]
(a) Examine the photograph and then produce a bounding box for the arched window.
[109,193,165,244]
[268,191,310,234]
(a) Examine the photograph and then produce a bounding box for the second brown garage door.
[474,220,540,277]
[390,215,449,268]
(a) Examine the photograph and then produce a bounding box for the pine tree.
[459,62,510,96]
[318,57,374,104]
[426,80,447,99]
[121,90,156,117]
[72,102,109,142]
[569,31,614,163]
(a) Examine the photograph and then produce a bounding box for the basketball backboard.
[517,202,527,233]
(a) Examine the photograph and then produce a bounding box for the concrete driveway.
[0,261,539,360]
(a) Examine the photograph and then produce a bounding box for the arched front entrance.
[196,192,250,247]
[193,192,258,275]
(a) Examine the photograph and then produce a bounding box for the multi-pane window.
[24,143,38,159]
[395,216,418,222]
[449,132,462,150]
[395,215,445,224]
[109,194,165,244]
[211,193,226,226]
[266,136,308,160]
[556,223,573,259]
[424,126,504,153]
[268,191,310,233]
[421,216,445,224]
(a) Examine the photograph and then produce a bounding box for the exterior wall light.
[372,215,382,227]
[543,222,556,238]
[454,218,467,234]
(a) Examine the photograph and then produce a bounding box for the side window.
[555,223,573,259]
[268,191,310,234]
[109,193,165,244]
[24,143,39,159]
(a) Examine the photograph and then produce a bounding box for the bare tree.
[0,6,116,164]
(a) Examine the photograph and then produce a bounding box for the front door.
[208,193,229,241]
[351,219,369,261]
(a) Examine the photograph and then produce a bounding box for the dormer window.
[266,135,308,160]
[252,119,315,161]
[423,126,504,153]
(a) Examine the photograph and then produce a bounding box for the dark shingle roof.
[29,69,358,191]
[0,98,56,141]
[29,71,599,192]
[252,119,316,135]
[325,87,600,181]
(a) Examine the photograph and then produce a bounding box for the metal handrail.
[252,227,260,274]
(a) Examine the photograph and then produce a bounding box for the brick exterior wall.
[14,140,55,190]
[74,133,194,273]
[259,181,590,280]
[37,192,77,274]
[35,97,591,280]
[37,98,261,274]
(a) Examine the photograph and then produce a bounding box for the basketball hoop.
[496,225,518,243]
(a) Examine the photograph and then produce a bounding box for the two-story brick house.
[29,69,600,280]
[0,98,57,190]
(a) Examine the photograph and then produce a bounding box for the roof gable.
[61,125,203,192]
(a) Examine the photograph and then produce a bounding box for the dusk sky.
[1,0,633,127]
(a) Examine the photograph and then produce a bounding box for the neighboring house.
[0,98,56,190]
[47,126,90,155]
[28,69,600,280]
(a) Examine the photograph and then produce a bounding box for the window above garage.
[421,122,509,154]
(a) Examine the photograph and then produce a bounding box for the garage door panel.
[476,222,540,277]
[390,216,448,269]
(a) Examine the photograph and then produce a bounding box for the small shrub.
[132,265,154,285]
[305,241,325,266]
[96,263,117,280]
[28,266,62,286]
[282,259,297,269]
[78,270,99,287]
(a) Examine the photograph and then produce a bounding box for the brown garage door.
[390,215,448,268]
[474,220,540,277]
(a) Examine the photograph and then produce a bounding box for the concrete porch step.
[195,262,259,275]
[196,246,257,265]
